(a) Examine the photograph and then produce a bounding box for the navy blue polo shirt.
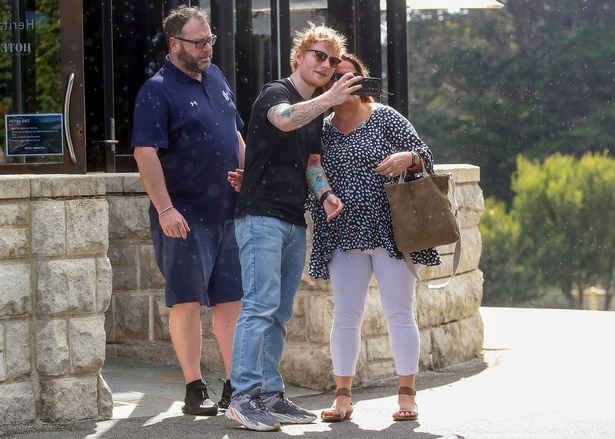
[132,57,243,225]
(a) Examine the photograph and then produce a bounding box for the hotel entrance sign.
[5,113,64,157]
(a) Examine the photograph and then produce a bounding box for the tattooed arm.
[268,100,328,132]
[268,72,362,132]
[306,153,332,200]
[306,153,344,221]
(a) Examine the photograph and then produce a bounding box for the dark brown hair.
[163,5,209,44]
[341,53,375,103]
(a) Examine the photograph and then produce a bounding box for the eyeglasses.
[305,49,342,68]
[174,34,217,49]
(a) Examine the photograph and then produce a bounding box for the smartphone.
[332,73,382,97]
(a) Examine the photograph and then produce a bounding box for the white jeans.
[328,247,420,377]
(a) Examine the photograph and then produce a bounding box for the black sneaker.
[182,379,218,416]
[218,379,232,410]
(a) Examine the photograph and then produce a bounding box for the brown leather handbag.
[384,164,461,289]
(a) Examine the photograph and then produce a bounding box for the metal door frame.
[0,0,87,174]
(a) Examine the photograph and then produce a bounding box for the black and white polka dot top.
[308,104,441,279]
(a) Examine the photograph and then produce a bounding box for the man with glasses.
[225,23,362,431]
[132,5,243,417]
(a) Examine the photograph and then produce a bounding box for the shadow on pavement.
[0,357,485,439]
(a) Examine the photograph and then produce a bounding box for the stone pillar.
[0,175,113,424]
[415,165,485,369]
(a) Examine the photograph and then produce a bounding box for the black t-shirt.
[236,79,323,226]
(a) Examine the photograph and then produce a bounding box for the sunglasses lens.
[308,49,340,68]
[329,57,342,67]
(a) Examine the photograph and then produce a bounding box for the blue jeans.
[231,215,307,397]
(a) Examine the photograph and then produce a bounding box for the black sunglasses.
[305,49,342,68]
[174,34,217,49]
[331,72,359,82]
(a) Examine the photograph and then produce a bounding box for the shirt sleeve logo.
[222,90,231,102]
[190,101,198,106]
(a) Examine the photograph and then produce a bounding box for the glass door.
[0,0,86,174]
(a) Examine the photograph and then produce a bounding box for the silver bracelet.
[158,206,174,216]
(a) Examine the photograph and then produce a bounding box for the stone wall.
[0,175,113,424]
[103,165,484,390]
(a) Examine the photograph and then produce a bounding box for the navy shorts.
[151,220,243,307]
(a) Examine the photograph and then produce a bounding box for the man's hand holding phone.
[325,72,363,106]
[332,73,382,97]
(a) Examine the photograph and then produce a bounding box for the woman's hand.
[375,151,421,177]
[228,168,244,192]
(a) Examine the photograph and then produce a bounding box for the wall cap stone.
[102,173,144,194]
[103,168,476,195]
[0,176,31,200]
[30,175,106,198]
[0,175,107,199]
[434,164,480,184]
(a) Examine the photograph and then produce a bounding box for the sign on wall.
[5,113,64,157]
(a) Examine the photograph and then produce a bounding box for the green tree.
[34,0,61,112]
[511,152,615,308]
[406,0,615,201]
[479,197,538,305]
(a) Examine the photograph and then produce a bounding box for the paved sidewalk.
[1,307,614,438]
[103,355,322,420]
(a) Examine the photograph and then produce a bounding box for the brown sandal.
[320,388,353,422]
[392,387,418,421]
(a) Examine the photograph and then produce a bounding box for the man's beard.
[178,46,210,73]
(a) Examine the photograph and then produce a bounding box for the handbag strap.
[401,159,461,289]
[405,238,461,290]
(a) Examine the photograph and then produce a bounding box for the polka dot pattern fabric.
[308,104,441,279]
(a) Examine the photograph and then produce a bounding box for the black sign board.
[5,113,64,157]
